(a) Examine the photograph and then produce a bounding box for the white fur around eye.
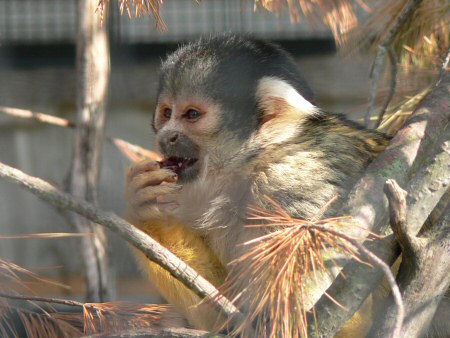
[256,76,319,116]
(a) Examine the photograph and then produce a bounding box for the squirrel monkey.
[125,35,446,336]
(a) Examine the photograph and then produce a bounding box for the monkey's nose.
[169,132,179,144]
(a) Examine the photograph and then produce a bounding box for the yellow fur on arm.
[336,266,393,338]
[131,219,227,331]
[336,293,375,338]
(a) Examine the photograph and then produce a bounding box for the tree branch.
[67,0,112,302]
[0,106,159,163]
[0,292,85,308]
[310,225,404,338]
[352,71,449,235]
[383,180,415,254]
[0,292,225,337]
[90,328,225,338]
[374,48,398,129]
[365,0,423,127]
[309,70,449,337]
[0,106,75,127]
[366,45,387,127]
[438,47,450,85]
[370,190,450,337]
[0,161,245,331]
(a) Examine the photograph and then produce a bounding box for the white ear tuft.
[256,76,319,117]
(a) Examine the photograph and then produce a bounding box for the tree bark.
[308,71,449,336]
[66,0,112,302]
[90,328,225,338]
[369,181,450,337]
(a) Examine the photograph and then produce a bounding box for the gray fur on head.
[156,34,314,139]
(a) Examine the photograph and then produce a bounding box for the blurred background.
[0,0,427,304]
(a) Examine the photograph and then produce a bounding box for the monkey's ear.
[256,77,319,124]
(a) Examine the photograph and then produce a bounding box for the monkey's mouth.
[159,157,198,176]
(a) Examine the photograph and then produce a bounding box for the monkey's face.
[153,92,224,183]
[152,35,317,183]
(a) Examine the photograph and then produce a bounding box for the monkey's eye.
[162,108,172,119]
[184,109,202,121]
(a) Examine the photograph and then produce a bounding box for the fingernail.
[165,172,177,181]
[148,162,160,169]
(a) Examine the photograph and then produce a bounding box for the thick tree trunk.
[66,0,112,302]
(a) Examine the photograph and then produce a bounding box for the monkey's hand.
[126,159,181,221]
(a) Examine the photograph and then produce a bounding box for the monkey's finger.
[133,183,182,206]
[129,169,177,193]
[134,202,179,221]
[157,192,178,204]
[126,159,160,183]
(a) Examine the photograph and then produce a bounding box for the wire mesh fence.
[0,0,77,44]
[0,0,331,45]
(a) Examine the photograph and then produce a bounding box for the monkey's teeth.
[160,156,198,175]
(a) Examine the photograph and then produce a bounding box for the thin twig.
[0,292,85,308]
[374,48,398,129]
[0,106,156,162]
[366,46,387,127]
[0,107,75,127]
[384,179,416,253]
[0,161,247,332]
[310,225,404,338]
[437,46,450,86]
[0,232,89,239]
[365,0,423,127]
